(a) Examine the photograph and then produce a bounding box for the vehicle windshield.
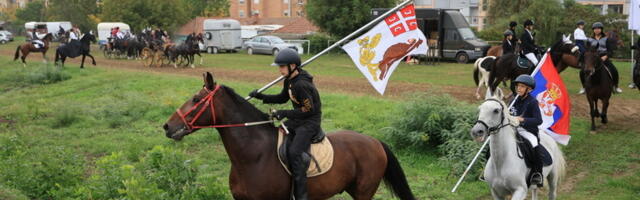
[268,37,285,44]
[458,28,477,40]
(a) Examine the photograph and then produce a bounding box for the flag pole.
[631,30,635,88]
[245,0,414,100]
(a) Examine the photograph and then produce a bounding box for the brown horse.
[13,33,53,67]
[581,43,613,131]
[486,45,503,57]
[605,30,624,50]
[163,72,416,200]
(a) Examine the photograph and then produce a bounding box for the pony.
[470,93,566,200]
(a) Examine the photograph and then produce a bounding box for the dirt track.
[3,48,640,129]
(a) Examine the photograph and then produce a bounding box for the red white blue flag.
[531,52,571,145]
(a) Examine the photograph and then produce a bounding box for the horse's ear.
[203,72,215,90]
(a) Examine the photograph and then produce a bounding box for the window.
[284,0,289,3]
[284,11,289,17]
[297,10,304,16]
[482,0,487,11]
[254,0,259,4]
[608,4,623,14]
[239,0,244,4]
[239,10,244,17]
[298,0,304,5]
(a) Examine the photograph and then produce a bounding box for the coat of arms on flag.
[342,4,428,95]
[531,52,571,145]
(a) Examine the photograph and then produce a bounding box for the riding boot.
[290,154,309,200]
[530,146,544,187]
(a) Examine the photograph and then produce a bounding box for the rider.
[521,19,539,66]
[248,48,321,200]
[579,22,622,94]
[69,25,80,41]
[508,21,518,45]
[573,20,587,55]
[511,74,544,187]
[502,30,515,54]
[31,29,45,49]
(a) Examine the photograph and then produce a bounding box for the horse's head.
[552,34,579,56]
[163,72,221,140]
[81,31,97,44]
[606,30,624,49]
[470,98,518,143]
[582,42,603,77]
[43,33,54,41]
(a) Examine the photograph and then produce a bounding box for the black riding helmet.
[576,20,585,26]
[272,48,301,77]
[504,30,513,37]
[591,22,604,29]
[524,19,534,27]
[514,74,536,89]
[509,21,518,28]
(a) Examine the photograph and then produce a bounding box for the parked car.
[0,30,13,44]
[243,35,298,55]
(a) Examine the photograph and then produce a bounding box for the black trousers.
[287,123,318,199]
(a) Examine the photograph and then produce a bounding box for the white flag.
[342,4,428,95]
[630,0,640,30]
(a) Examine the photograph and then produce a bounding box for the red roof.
[271,18,319,35]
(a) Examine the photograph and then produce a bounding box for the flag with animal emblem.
[530,52,571,145]
[342,4,428,95]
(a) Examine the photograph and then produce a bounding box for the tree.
[181,0,230,18]
[306,0,397,37]
[47,0,99,31]
[100,0,189,33]
[14,0,46,26]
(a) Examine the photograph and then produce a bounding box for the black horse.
[581,42,614,131]
[632,42,640,91]
[488,36,578,95]
[54,31,97,68]
[166,35,201,68]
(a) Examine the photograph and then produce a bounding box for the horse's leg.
[21,51,27,67]
[61,56,66,68]
[588,97,596,131]
[531,188,538,200]
[198,52,203,65]
[42,52,47,64]
[510,187,528,200]
[87,53,96,65]
[80,54,86,68]
[547,170,558,200]
[593,99,600,118]
[490,188,506,200]
[601,98,609,124]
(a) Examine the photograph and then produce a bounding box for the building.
[229,0,307,18]
[414,0,490,30]
[574,0,631,15]
[0,0,35,8]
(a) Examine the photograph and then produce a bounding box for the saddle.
[517,54,537,69]
[277,128,334,177]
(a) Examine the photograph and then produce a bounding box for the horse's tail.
[473,66,480,86]
[381,142,415,200]
[14,45,20,61]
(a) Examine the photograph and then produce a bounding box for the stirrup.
[530,172,543,186]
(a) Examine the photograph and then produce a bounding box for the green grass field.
[0,39,639,199]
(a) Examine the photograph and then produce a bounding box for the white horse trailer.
[97,22,130,46]
[25,21,72,41]
[203,19,242,54]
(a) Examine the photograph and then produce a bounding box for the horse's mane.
[220,85,271,121]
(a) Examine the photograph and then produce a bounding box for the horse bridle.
[475,99,512,135]
[175,85,273,131]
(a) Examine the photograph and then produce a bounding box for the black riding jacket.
[521,29,537,54]
[502,39,515,54]
[510,94,542,135]
[261,70,322,129]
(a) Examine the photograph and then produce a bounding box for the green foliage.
[182,0,230,18]
[14,0,45,27]
[100,0,190,32]
[0,184,28,200]
[306,33,337,54]
[47,0,99,31]
[306,0,396,37]
[0,135,85,199]
[0,65,71,89]
[383,95,484,176]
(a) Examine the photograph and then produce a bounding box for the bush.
[307,33,340,54]
[0,65,71,88]
[383,95,486,176]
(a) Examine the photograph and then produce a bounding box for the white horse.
[474,56,498,99]
[470,94,566,200]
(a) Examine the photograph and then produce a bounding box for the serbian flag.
[342,4,428,95]
[530,52,571,145]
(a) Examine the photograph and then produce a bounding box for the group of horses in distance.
[475,30,625,132]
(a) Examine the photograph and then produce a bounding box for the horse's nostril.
[163,124,169,131]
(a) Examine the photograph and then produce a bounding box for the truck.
[202,19,242,54]
[372,8,490,63]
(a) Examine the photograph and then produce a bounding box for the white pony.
[474,56,501,99]
[470,93,566,200]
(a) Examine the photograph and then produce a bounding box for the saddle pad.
[516,134,553,167]
[277,131,334,177]
[517,56,534,69]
